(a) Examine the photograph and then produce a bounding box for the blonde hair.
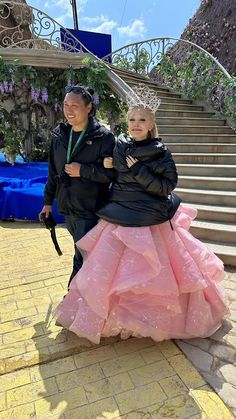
[127,106,158,138]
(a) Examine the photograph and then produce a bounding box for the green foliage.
[0,57,122,162]
[113,49,150,75]
[113,118,128,137]
[155,51,236,124]
[0,108,24,160]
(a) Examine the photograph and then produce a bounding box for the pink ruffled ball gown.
[55,204,228,344]
[55,135,229,344]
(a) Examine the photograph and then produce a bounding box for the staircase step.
[162,134,236,144]
[157,97,194,104]
[178,175,236,191]
[160,103,204,111]
[158,110,215,118]
[173,153,236,164]
[176,164,236,176]
[157,117,226,126]
[176,187,236,206]
[203,242,236,267]
[159,125,233,134]
[190,220,236,245]
[113,68,160,83]
[168,143,236,153]
[123,77,173,92]
[184,203,236,223]
[127,87,181,100]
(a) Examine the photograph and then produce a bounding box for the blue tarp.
[0,153,64,222]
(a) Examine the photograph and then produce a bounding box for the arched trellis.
[102,36,236,127]
[0,0,87,52]
[102,37,232,79]
[0,1,139,100]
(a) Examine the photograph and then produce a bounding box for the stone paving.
[0,220,235,419]
[176,268,236,416]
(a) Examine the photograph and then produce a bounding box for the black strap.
[169,219,174,231]
[50,227,63,256]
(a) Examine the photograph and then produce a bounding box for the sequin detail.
[55,204,228,344]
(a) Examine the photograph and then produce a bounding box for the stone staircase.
[113,68,236,266]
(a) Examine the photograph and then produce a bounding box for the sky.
[29,0,201,51]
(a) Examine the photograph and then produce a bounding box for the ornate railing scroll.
[103,37,235,125]
[0,0,88,53]
[102,37,231,78]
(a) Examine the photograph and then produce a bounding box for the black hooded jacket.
[44,117,116,217]
[97,135,181,226]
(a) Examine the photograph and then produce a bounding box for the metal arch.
[103,36,232,79]
[0,0,92,54]
[0,1,142,104]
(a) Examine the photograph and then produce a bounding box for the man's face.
[63,92,92,128]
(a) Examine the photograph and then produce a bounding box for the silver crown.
[126,83,161,113]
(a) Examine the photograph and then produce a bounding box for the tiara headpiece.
[126,83,161,113]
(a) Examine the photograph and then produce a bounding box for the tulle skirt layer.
[55,205,228,344]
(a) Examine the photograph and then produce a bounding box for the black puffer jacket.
[97,135,181,226]
[44,117,116,217]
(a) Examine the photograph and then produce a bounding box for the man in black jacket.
[39,86,115,287]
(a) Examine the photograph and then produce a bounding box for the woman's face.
[128,109,154,141]
[63,92,92,130]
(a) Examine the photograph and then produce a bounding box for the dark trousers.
[65,215,97,289]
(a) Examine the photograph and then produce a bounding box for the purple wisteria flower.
[93,94,99,105]
[67,78,73,87]
[41,87,48,104]
[193,63,200,76]
[31,86,41,102]
[53,102,62,112]
[3,81,9,92]
[0,83,5,94]
[8,81,14,93]
[8,67,14,75]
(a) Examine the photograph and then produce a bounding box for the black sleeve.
[44,138,57,205]
[130,151,178,197]
[80,133,116,183]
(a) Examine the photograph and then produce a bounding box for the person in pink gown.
[55,96,229,344]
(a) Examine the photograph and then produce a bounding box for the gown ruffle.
[55,204,229,344]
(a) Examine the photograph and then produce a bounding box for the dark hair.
[65,85,96,116]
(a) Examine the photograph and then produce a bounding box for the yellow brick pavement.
[0,221,234,418]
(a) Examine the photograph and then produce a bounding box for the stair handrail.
[0,2,141,104]
[102,37,232,79]
[103,37,236,125]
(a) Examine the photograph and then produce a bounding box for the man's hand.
[65,162,81,177]
[39,205,52,220]
[126,155,139,168]
[103,157,113,168]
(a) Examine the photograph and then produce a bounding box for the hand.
[39,205,52,221]
[65,162,81,177]
[103,157,113,168]
[126,155,138,168]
